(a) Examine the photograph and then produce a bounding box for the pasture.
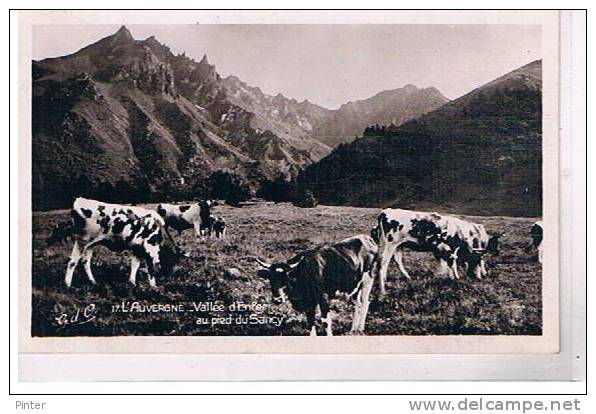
[31,202,542,336]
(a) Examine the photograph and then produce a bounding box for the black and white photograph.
[22,14,559,350]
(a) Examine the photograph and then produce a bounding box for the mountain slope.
[223,76,448,148]
[311,85,448,147]
[298,60,543,216]
[32,27,328,209]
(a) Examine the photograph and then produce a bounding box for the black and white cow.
[530,220,543,263]
[48,197,181,288]
[372,209,500,295]
[156,200,216,238]
[256,234,378,336]
[212,216,227,239]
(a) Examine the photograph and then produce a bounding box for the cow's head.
[47,221,71,246]
[200,199,217,210]
[448,246,460,267]
[156,204,167,218]
[486,233,503,255]
[436,243,460,268]
[465,250,485,277]
[155,243,180,277]
[256,257,304,304]
[147,226,186,278]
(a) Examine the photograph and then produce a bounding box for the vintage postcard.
[18,10,560,354]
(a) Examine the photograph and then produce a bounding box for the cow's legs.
[377,242,398,296]
[82,248,97,285]
[64,240,82,287]
[447,254,460,280]
[324,313,333,336]
[356,271,374,332]
[147,273,157,288]
[538,245,543,264]
[320,298,333,336]
[306,309,317,336]
[473,263,483,280]
[351,288,365,334]
[199,224,208,240]
[193,221,202,239]
[129,255,141,286]
[480,259,488,277]
[450,262,460,280]
[393,249,411,279]
[436,259,451,278]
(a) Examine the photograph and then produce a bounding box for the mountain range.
[298,60,543,216]
[32,26,542,216]
[223,76,448,147]
[32,26,445,210]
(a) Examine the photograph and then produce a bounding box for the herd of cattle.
[47,197,544,336]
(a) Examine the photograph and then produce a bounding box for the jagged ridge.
[32,27,328,209]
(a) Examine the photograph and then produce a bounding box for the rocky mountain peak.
[110,25,134,45]
[142,35,173,61]
[143,35,160,46]
[422,86,443,95]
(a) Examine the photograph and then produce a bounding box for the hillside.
[312,85,448,147]
[298,60,543,216]
[32,26,329,210]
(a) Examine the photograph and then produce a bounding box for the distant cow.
[48,197,181,287]
[212,216,227,239]
[256,234,378,336]
[198,200,216,236]
[530,220,543,263]
[156,200,216,238]
[372,209,500,295]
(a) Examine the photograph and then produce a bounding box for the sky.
[33,24,541,109]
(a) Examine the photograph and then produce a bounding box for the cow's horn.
[255,258,272,269]
[288,256,304,270]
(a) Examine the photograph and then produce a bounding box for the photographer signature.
[55,304,97,327]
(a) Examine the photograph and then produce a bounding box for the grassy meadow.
[31,202,542,336]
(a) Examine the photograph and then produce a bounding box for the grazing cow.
[212,216,227,239]
[156,200,215,238]
[530,220,543,263]
[256,234,378,336]
[199,200,216,237]
[48,197,181,287]
[372,209,500,295]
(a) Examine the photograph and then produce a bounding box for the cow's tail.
[47,219,76,246]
